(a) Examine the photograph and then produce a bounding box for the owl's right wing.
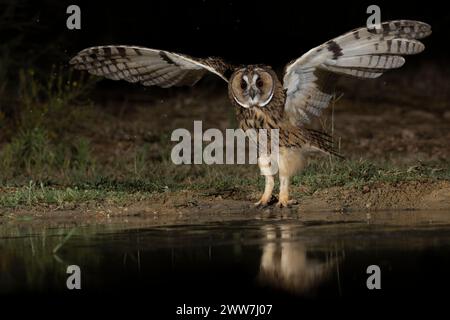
[283,20,431,125]
[70,45,234,88]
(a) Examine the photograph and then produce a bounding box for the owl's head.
[229,66,277,108]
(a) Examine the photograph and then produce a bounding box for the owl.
[70,20,431,208]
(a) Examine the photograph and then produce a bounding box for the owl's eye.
[256,79,264,88]
[240,80,247,90]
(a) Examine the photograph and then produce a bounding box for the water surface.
[1,211,450,316]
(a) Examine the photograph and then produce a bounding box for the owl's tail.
[305,129,344,159]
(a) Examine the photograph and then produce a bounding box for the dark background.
[3,0,449,71]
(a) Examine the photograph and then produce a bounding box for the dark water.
[2,212,450,317]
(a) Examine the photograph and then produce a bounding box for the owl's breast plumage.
[232,86,307,148]
[233,81,285,130]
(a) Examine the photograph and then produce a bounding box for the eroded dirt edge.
[1,180,449,228]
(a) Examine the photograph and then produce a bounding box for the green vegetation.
[1,154,449,209]
[294,159,450,192]
[0,68,97,181]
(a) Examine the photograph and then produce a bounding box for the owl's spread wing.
[70,46,233,87]
[283,20,431,125]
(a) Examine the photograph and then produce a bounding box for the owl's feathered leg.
[254,175,275,207]
[276,148,305,208]
[255,155,275,206]
[277,175,296,208]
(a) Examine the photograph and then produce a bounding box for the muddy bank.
[1,180,449,228]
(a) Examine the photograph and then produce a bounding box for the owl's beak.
[248,88,257,99]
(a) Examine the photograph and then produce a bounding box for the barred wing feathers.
[70,46,233,88]
[283,20,431,125]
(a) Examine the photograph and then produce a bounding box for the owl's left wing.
[70,45,233,88]
[283,20,431,125]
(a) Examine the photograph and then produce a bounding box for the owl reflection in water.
[70,20,430,207]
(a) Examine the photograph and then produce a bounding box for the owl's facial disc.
[231,68,274,109]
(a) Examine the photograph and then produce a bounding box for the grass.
[294,158,450,192]
[0,182,152,209]
[0,66,98,182]
[1,158,449,209]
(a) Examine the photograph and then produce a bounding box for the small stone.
[363,186,370,194]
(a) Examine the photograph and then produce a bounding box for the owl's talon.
[276,199,298,208]
[254,199,269,207]
[254,194,276,207]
